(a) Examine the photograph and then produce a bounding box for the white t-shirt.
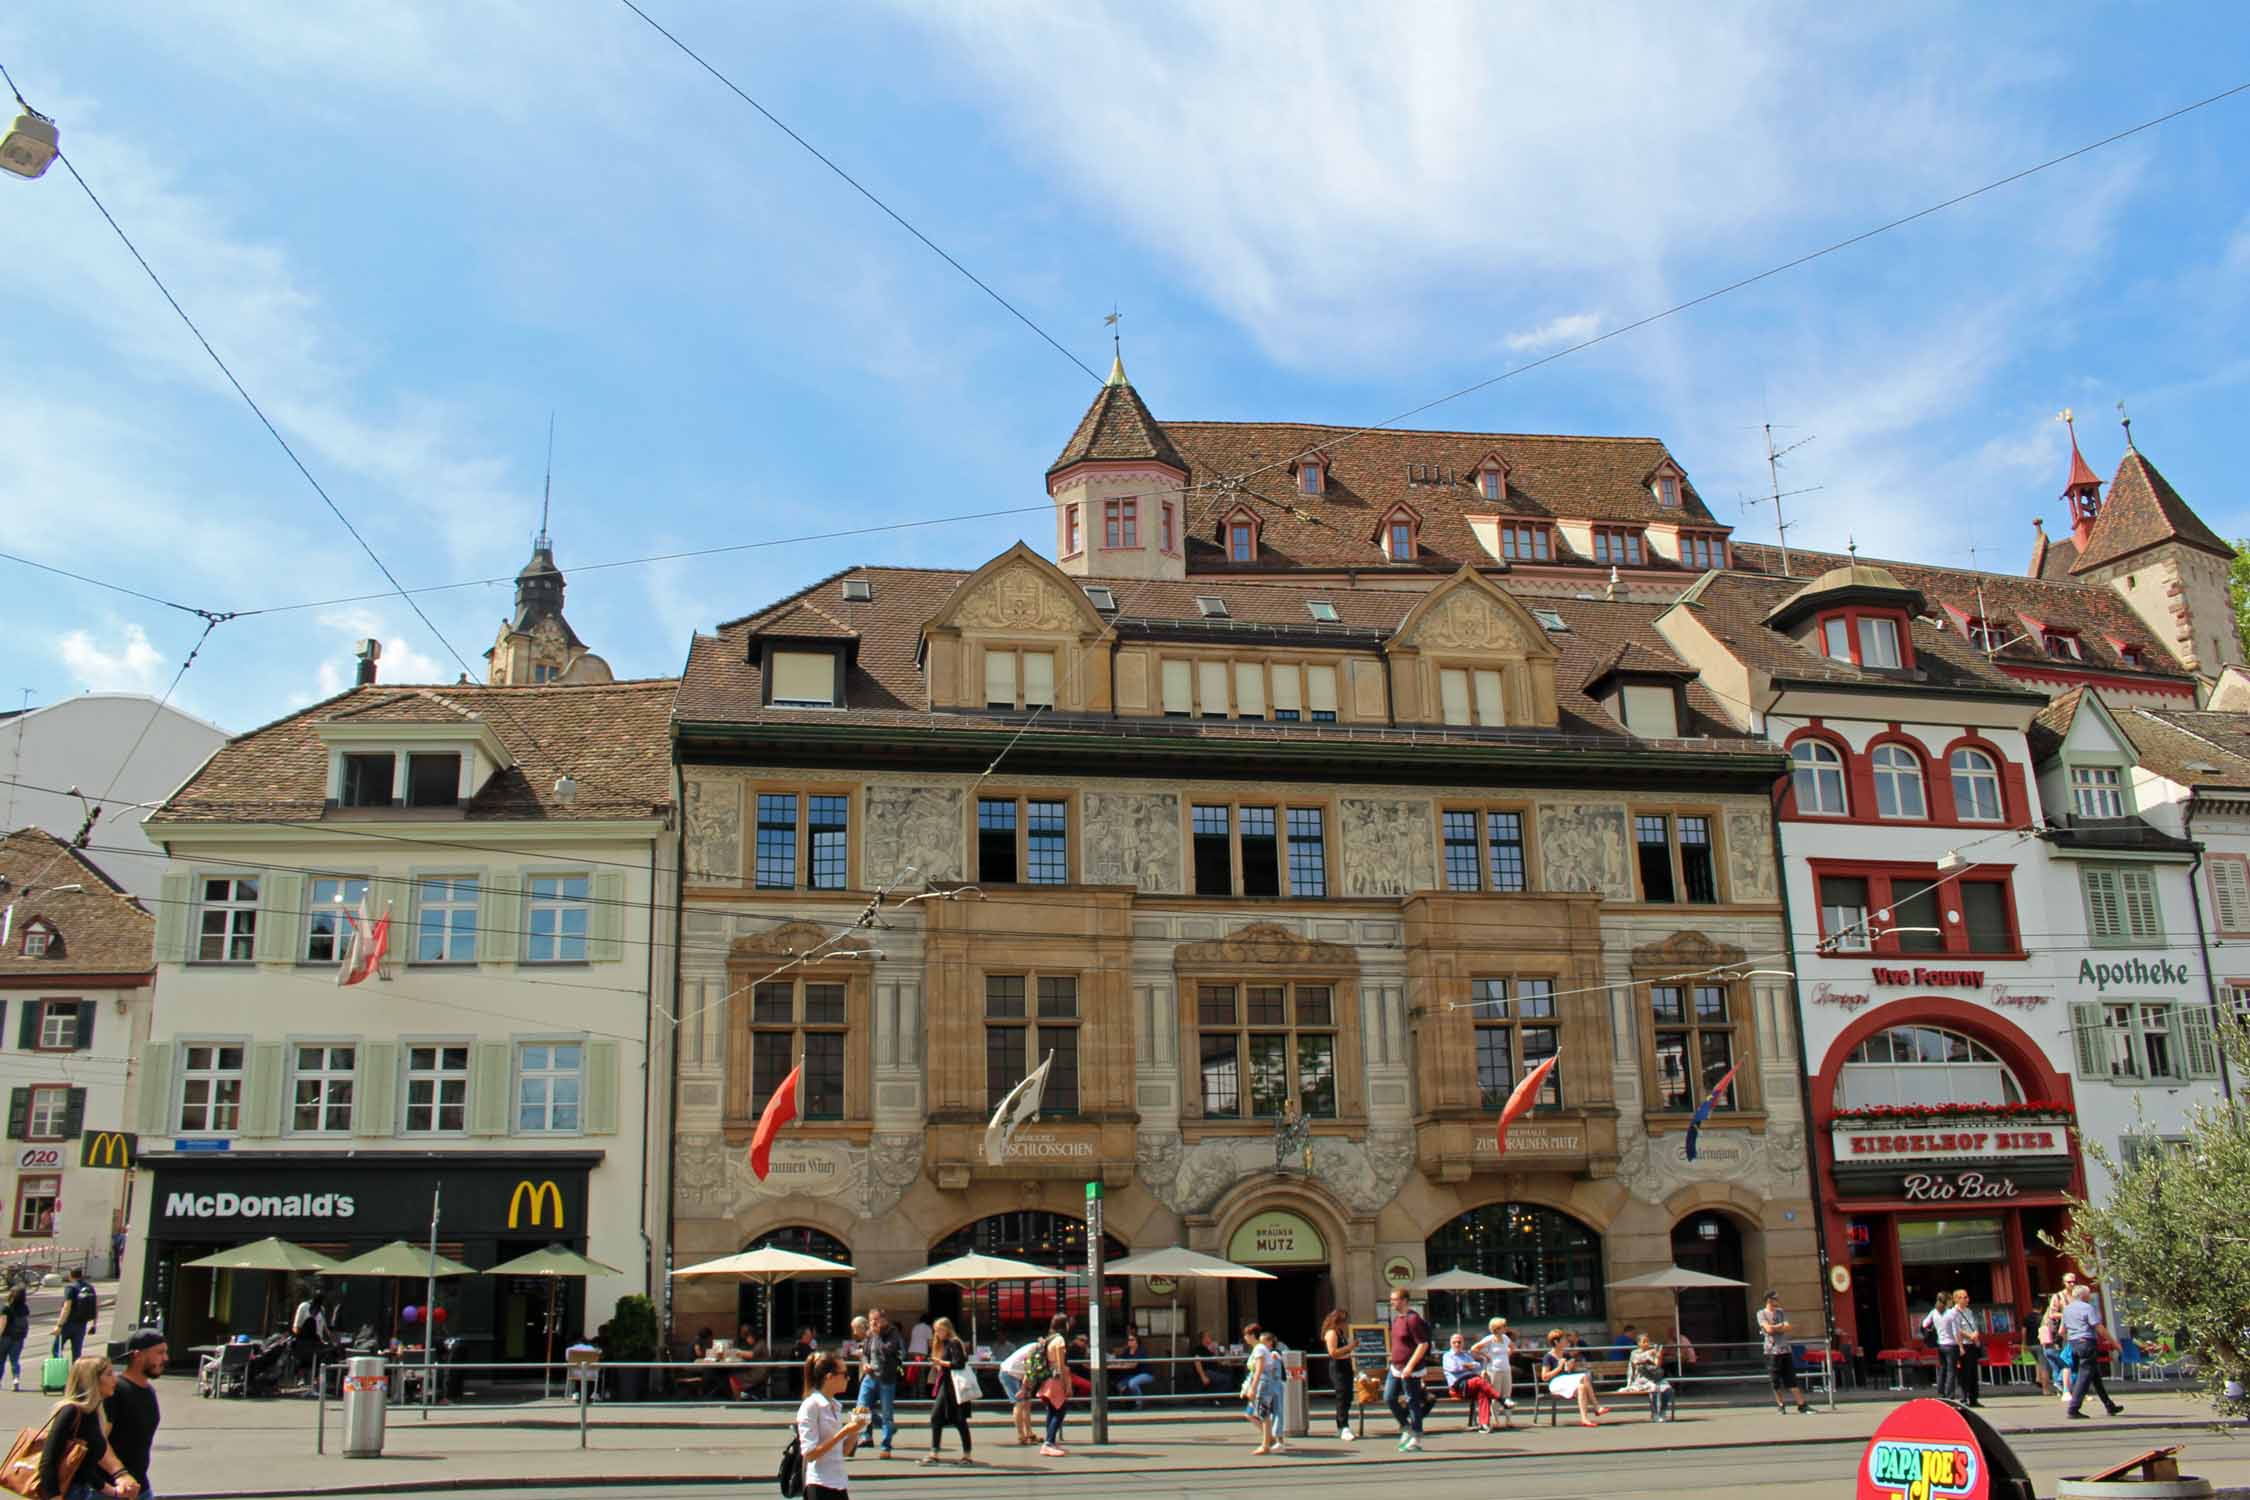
[796,1392,849,1491]
[1933,1307,1963,1348]
[1472,1332,1512,1376]
[1000,1341,1038,1379]
[908,1321,933,1356]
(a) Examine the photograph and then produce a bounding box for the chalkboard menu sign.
[1351,1324,1389,1367]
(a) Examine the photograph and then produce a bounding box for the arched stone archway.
[1202,1176,1362,1355]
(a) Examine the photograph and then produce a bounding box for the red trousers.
[1456,1376,1501,1427]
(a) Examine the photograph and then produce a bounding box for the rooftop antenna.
[3,689,28,827]
[1742,423,1820,578]
[535,411,555,552]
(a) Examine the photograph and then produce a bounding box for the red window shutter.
[2000,759,2029,826]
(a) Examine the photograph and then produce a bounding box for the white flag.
[984,1051,1054,1167]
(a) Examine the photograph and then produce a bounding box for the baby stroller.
[244,1332,295,1397]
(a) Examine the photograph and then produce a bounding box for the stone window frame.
[1434,802,1539,894]
[968,788,1079,887]
[1182,791,1338,901]
[1629,948,1764,1124]
[722,950,874,1142]
[749,782,859,893]
[1172,927,1364,1134]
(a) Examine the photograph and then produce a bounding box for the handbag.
[0,1411,83,1500]
[948,1367,980,1405]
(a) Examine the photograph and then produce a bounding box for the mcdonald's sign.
[507,1179,564,1229]
[80,1132,136,1171]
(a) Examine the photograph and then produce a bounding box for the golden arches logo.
[80,1132,134,1170]
[507,1179,564,1229]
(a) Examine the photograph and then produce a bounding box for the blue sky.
[4,3,2248,736]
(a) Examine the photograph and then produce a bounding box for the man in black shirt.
[105,1329,166,1497]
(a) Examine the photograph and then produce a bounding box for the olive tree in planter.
[2054,1012,2250,1414]
[597,1294,663,1400]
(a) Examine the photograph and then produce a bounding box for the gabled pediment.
[924,544,1110,639]
[1388,567,1559,660]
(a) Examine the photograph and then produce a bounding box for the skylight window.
[1083,586,1117,611]
[1306,600,1339,623]
[1196,596,1230,619]
[841,579,872,602]
[1531,608,1567,632]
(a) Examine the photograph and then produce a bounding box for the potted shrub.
[597,1294,662,1400]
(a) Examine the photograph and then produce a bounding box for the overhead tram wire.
[10,82,2248,636]
[613,0,1101,385]
[34,114,652,811]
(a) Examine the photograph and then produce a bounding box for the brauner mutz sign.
[165,1190,356,1219]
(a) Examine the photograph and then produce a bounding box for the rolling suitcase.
[40,1343,69,1394]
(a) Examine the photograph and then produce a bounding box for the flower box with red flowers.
[1829,1101,2072,1127]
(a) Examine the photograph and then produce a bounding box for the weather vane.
[1103,305,1122,359]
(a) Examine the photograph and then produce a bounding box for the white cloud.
[56,622,166,693]
[1504,313,1603,355]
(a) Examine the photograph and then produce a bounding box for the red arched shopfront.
[1811,998,2084,1358]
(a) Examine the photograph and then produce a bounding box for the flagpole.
[424,1182,441,1413]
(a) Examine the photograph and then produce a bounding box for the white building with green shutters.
[113,676,677,1358]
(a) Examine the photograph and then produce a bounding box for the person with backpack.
[0,1279,29,1393]
[793,1350,864,1500]
[1033,1314,1071,1457]
[997,1337,1039,1446]
[54,1269,98,1364]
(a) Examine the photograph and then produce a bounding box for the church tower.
[1045,353,1190,582]
[2064,411,2242,678]
[485,500,613,686]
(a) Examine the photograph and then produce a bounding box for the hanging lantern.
[0,108,57,181]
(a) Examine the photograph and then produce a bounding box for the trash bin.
[1281,1348,1309,1438]
[342,1355,389,1458]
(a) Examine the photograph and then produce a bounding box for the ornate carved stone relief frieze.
[1538,802,1631,900]
[1338,798,1438,896]
[1081,790,1183,892]
[684,778,742,884]
[863,785,964,887]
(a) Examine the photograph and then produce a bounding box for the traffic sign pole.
[1086,1180,1107,1444]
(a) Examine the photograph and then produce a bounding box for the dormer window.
[1965,617,2006,654]
[1478,469,1503,501]
[768,648,839,708]
[1654,474,1681,507]
[2118,645,2145,670]
[1297,461,1325,495]
[340,753,396,808]
[1592,527,1645,566]
[2043,629,2083,661]
[1387,520,1414,559]
[1498,524,1550,562]
[1679,533,1726,570]
[19,921,53,958]
[1229,521,1256,562]
[405,754,461,808]
[1815,608,1913,670]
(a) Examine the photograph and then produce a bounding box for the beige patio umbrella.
[1103,1247,1275,1373]
[485,1245,626,1394]
[184,1238,343,1336]
[887,1253,1066,1357]
[672,1247,855,1354]
[1607,1265,1749,1380]
[329,1241,479,1279]
[1415,1267,1531,1338]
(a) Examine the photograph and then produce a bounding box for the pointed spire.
[2054,408,2104,547]
[1107,350,1128,387]
[2060,408,2100,492]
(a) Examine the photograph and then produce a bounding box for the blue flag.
[1683,1064,1740,1162]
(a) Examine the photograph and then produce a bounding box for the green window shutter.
[243,1041,286,1137]
[2082,869,2122,942]
[2119,868,2163,941]
[481,872,522,965]
[583,1040,620,1134]
[154,873,191,964]
[61,1089,85,1141]
[254,872,304,964]
[354,1042,399,1137]
[589,872,625,962]
[469,1041,513,1136]
[2179,1004,2221,1080]
[2067,1001,2107,1078]
[136,1044,173,1136]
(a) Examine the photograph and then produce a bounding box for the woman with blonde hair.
[922,1316,975,1466]
[39,1355,141,1499]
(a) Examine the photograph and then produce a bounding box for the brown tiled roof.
[1155,422,1721,574]
[2123,708,2250,789]
[0,828,152,978]
[1671,571,2037,699]
[2070,449,2233,572]
[2027,683,2087,762]
[1731,541,2189,684]
[742,599,859,641]
[150,679,679,824]
[1048,373,1189,476]
[2028,525,2078,580]
[1589,640,1696,682]
[329,689,482,724]
[677,564,1756,749]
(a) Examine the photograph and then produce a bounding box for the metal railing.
[308,1344,1842,1455]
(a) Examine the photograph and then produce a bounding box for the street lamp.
[0,106,57,181]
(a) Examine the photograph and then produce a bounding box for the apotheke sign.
[2078,956,2191,992]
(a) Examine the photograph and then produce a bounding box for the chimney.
[354,639,382,687]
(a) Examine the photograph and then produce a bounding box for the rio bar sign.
[1901,1171,2017,1202]
[166,1190,356,1220]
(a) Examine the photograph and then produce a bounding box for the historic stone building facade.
[668,509,1817,1353]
